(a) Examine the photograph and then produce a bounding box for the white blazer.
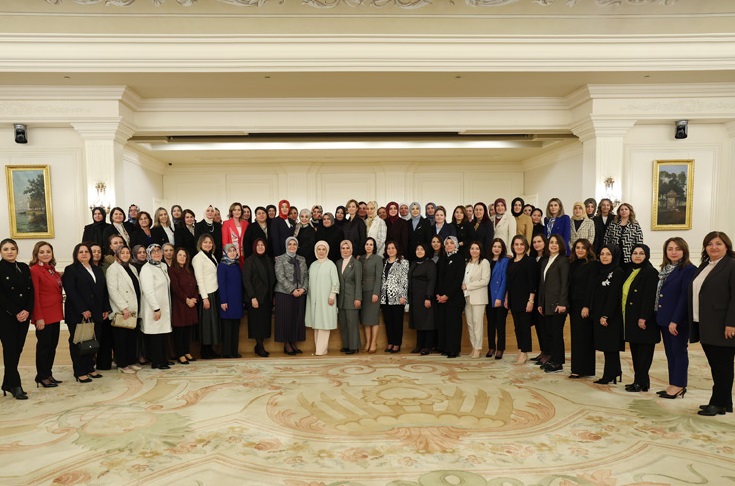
[139,262,172,335]
[493,212,517,256]
[463,259,491,306]
[106,262,139,316]
[366,217,387,257]
[192,251,219,298]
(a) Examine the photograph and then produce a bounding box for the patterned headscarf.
[221,243,239,266]
[146,244,162,266]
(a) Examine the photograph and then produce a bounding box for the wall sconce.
[89,182,112,212]
[603,177,621,207]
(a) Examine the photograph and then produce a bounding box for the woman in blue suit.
[486,238,509,359]
[543,198,571,256]
[655,237,697,399]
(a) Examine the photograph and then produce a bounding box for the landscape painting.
[5,165,54,238]
[652,160,693,231]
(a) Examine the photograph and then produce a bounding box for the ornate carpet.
[1,349,734,486]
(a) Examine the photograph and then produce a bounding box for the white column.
[721,121,735,236]
[72,120,135,212]
[571,118,636,205]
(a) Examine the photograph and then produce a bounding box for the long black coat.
[296,225,317,267]
[407,217,431,262]
[452,221,475,259]
[174,226,198,259]
[62,263,111,322]
[623,264,660,344]
[342,217,367,257]
[472,221,495,257]
[435,252,465,308]
[242,222,271,259]
[385,218,409,258]
[408,259,436,330]
[82,221,109,248]
[316,225,342,262]
[569,259,598,308]
[590,266,625,352]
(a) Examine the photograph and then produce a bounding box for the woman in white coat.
[139,244,172,370]
[462,241,491,358]
[493,198,517,257]
[365,200,387,257]
[306,241,340,356]
[192,234,221,359]
[106,246,141,374]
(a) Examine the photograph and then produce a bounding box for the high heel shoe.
[35,378,57,388]
[659,387,686,399]
[283,346,297,356]
[495,350,504,360]
[75,376,93,383]
[389,346,401,354]
[486,349,495,358]
[593,376,619,385]
[49,376,63,384]
[185,354,197,362]
[88,372,103,379]
[3,386,28,400]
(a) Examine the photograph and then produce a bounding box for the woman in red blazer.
[221,202,249,265]
[29,241,64,388]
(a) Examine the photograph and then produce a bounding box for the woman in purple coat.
[217,244,244,358]
[169,248,198,364]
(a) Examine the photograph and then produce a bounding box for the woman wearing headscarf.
[584,198,597,220]
[82,206,109,248]
[544,198,571,256]
[435,236,466,358]
[334,206,347,228]
[270,199,294,257]
[243,238,276,357]
[462,241,491,359]
[385,201,409,258]
[29,241,64,387]
[360,237,383,353]
[603,203,644,268]
[131,245,147,273]
[568,238,598,378]
[174,209,198,259]
[62,243,111,383]
[243,206,272,259]
[537,234,570,373]
[195,205,223,262]
[381,241,410,353]
[337,240,362,354]
[506,235,537,365]
[486,238,510,360]
[408,242,436,355]
[102,206,134,249]
[511,197,533,244]
[365,201,387,258]
[590,244,625,384]
[0,239,34,399]
[306,241,340,356]
[316,213,342,262]
[407,202,430,263]
[342,199,367,257]
[274,237,309,355]
[424,202,436,225]
[622,244,659,393]
[221,202,249,265]
[570,201,595,248]
[689,231,735,415]
[399,203,411,221]
[106,245,141,374]
[451,205,475,259]
[169,247,198,364]
[295,208,318,266]
[139,244,172,370]
[493,199,517,257]
[218,244,244,358]
[472,202,494,257]
[192,234,221,359]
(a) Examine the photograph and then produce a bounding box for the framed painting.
[651,160,693,231]
[5,165,54,239]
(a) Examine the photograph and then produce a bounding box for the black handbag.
[72,319,100,356]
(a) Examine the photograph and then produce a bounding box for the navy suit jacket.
[62,263,111,322]
[655,263,696,329]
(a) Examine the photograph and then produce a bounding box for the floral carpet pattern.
[1,350,734,485]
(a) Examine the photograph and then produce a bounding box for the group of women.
[1,196,734,419]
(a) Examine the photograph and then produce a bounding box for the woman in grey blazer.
[337,240,363,354]
[689,231,735,416]
[274,237,309,355]
[360,237,383,353]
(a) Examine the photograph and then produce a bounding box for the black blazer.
[435,252,465,308]
[407,216,431,261]
[0,260,34,319]
[174,225,197,259]
[452,221,475,259]
[537,255,569,315]
[342,217,367,257]
[592,215,612,255]
[590,266,625,353]
[102,222,135,249]
[195,220,223,260]
[689,256,735,347]
[473,221,495,257]
[242,222,271,259]
[623,264,660,344]
[506,255,538,313]
[428,223,457,246]
[569,259,598,308]
[62,262,111,322]
[130,229,154,250]
[150,226,173,246]
[82,222,109,248]
[242,254,276,305]
[270,217,295,257]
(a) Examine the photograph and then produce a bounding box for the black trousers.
[629,342,655,387]
[416,329,434,349]
[531,308,548,354]
[569,305,595,376]
[511,309,532,353]
[382,305,405,347]
[602,351,622,380]
[545,313,568,365]
[35,323,60,381]
[95,319,114,370]
[221,318,241,357]
[173,326,192,357]
[113,325,138,369]
[146,333,169,367]
[485,305,509,351]
[0,316,29,389]
[436,304,463,355]
[702,343,735,409]
[66,319,97,378]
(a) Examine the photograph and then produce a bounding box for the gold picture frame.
[5,165,54,239]
[651,159,693,231]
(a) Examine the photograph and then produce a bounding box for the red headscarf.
[386,201,400,224]
[278,199,290,219]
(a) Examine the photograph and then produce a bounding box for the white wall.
[523,142,585,212]
[120,150,164,216]
[0,127,84,265]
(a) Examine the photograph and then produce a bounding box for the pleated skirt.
[274,292,306,343]
[199,291,221,345]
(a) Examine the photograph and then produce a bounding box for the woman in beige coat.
[462,242,491,358]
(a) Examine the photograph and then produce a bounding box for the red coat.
[168,264,199,327]
[221,218,248,264]
[30,263,64,324]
